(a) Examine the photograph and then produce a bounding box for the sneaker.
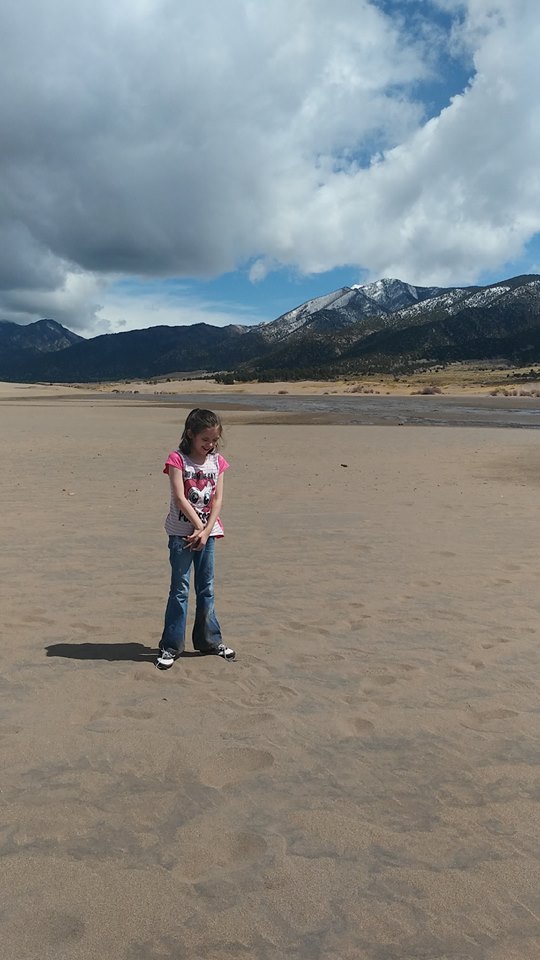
[217,643,236,662]
[156,649,177,670]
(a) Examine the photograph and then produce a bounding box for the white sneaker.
[217,643,236,662]
[156,649,177,669]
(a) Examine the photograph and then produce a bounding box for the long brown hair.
[178,408,222,455]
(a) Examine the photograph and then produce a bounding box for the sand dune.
[1,387,540,959]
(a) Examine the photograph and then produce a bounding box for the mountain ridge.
[2,274,540,382]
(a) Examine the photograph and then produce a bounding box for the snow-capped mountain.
[261,278,472,343]
[258,287,351,341]
[351,277,455,310]
[233,273,540,378]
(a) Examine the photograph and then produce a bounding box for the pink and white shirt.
[163,450,229,537]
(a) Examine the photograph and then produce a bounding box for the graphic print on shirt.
[179,469,216,526]
[164,450,228,538]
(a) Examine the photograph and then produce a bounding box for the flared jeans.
[160,535,222,655]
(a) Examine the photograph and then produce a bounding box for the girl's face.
[189,426,221,460]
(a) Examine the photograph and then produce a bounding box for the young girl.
[156,408,235,669]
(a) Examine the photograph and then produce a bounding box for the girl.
[157,408,235,669]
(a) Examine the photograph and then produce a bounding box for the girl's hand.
[185,527,209,551]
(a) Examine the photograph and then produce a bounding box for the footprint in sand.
[396,662,418,673]
[462,707,519,730]
[86,706,155,732]
[336,716,375,737]
[478,708,518,721]
[453,660,485,674]
[8,910,86,950]
[198,747,274,787]
[350,618,371,630]
[231,710,277,731]
[352,717,375,733]
[173,830,268,883]
[481,636,511,649]
[86,719,122,733]
[368,674,397,686]
[241,684,298,707]
[230,831,268,860]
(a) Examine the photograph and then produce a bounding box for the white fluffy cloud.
[0,0,539,330]
[253,0,540,284]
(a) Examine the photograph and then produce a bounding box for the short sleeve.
[217,454,229,475]
[163,451,184,475]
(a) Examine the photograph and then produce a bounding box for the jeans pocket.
[169,535,187,552]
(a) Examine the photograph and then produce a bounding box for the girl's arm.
[185,472,224,550]
[168,467,205,530]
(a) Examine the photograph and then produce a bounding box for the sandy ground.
[1,388,540,959]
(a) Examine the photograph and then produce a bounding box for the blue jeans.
[160,535,222,655]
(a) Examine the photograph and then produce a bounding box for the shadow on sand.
[45,642,156,662]
[45,643,205,662]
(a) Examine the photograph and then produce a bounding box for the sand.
[1,383,540,959]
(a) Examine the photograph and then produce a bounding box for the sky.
[1,0,540,337]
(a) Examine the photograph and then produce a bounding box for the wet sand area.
[2,382,540,428]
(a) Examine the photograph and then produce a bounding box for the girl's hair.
[179,408,222,454]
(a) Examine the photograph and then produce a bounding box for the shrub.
[411,385,443,395]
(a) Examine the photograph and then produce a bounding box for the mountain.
[232,275,540,379]
[2,275,540,382]
[6,322,266,383]
[0,318,83,378]
[257,287,353,341]
[259,278,468,342]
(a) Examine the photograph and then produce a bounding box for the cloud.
[253,0,540,284]
[0,0,538,330]
[95,282,265,337]
[0,270,106,331]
